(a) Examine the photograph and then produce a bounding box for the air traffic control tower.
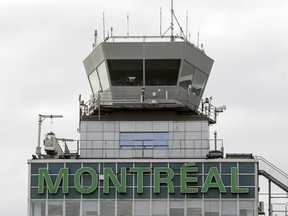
[28,14,288,216]
[80,38,217,159]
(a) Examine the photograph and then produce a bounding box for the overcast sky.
[1,0,288,215]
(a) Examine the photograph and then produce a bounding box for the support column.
[269,180,272,216]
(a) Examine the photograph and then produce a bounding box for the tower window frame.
[120,132,169,148]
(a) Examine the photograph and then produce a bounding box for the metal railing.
[49,138,223,159]
[80,86,217,123]
[104,35,186,43]
[101,35,205,53]
[57,139,79,156]
[256,156,288,192]
[78,139,223,159]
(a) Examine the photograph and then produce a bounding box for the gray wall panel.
[83,44,105,75]
[183,43,214,75]
[144,42,185,59]
[103,42,144,59]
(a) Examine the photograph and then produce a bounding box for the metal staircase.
[256,156,288,215]
[256,156,288,193]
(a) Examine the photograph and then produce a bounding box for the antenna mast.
[197,29,200,48]
[94,30,98,49]
[186,11,188,41]
[103,12,105,41]
[127,13,129,36]
[160,7,162,36]
[170,0,174,41]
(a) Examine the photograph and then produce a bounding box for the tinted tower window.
[145,59,180,85]
[108,60,143,86]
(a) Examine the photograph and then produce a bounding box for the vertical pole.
[170,0,174,41]
[186,11,188,41]
[127,13,129,37]
[77,141,79,155]
[36,115,42,156]
[143,59,145,86]
[98,91,101,120]
[103,12,105,41]
[269,180,272,216]
[78,94,81,130]
[197,29,200,48]
[214,131,217,151]
[94,30,98,48]
[160,7,162,36]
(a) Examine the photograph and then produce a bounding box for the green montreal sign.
[38,162,249,195]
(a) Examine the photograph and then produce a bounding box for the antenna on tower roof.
[170,0,174,41]
[160,7,162,36]
[103,12,106,42]
[197,29,200,48]
[169,0,186,41]
[93,30,98,49]
[127,13,129,37]
[186,11,188,42]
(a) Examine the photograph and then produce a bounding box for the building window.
[66,201,80,216]
[100,200,115,216]
[120,132,168,148]
[97,61,110,90]
[117,200,133,216]
[48,200,63,216]
[145,59,180,85]
[135,200,150,216]
[239,201,254,216]
[222,200,237,216]
[108,59,143,86]
[89,69,101,95]
[152,200,167,215]
[191,69,208,97]
[31,201,45,216]
[82,200,98,216]
[170,201,185,216]
[179,60,196,91]
[204,200,219,216]
[187,199,202,216]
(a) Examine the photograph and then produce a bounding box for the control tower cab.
[83,39,215,120]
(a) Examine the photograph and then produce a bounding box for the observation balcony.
[80,86,218,124]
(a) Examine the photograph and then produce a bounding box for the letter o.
[74,167,98,194]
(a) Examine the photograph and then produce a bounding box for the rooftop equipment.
[35,114,63,157]
[44,132,63,157]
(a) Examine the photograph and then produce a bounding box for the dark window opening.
[107,60,143,86]
[191,69,208,97]
[145,59,180,86]
[179,60,196,91]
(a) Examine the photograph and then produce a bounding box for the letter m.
[38,168,68,194]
